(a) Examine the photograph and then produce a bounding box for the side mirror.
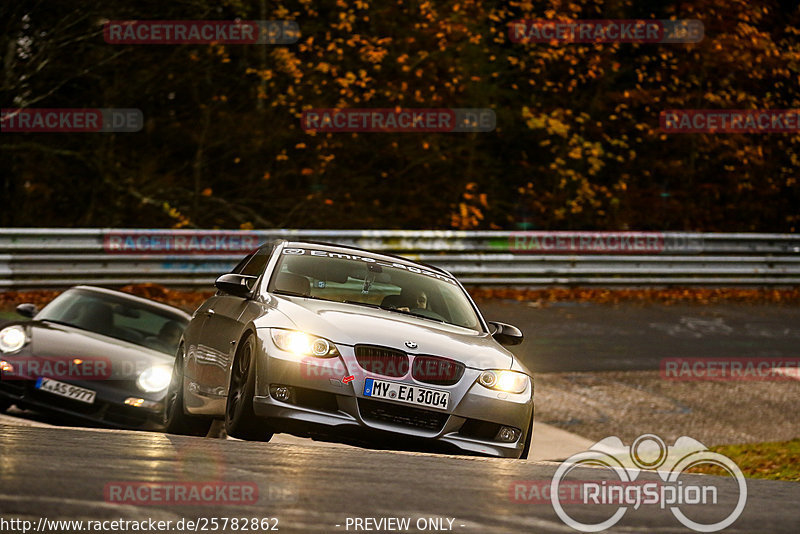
[16,303,39,318]
[215,273,258,298]
[488,321,524,346]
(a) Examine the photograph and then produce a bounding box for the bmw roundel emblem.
[404,341,418,349]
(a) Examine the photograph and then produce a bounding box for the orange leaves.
[335,71,358,88]
[450,183,487,230]
[469,288,800,306]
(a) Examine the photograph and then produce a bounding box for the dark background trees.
[2,0,798,231]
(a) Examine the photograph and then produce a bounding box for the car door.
[193,247,273,398]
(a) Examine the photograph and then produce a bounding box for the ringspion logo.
[511,480,663,505]
[551,434,746,532]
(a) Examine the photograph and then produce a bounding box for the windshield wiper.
[340,300,446,324]
[341,300,383,309]
[385,308,446,323]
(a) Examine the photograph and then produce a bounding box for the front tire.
[164,344,212,436]
[225,334,273,441]
[0,397,12,413]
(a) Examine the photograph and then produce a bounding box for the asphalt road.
[478,301,800,372]
[2,301,798,532]
[1,421,797,533]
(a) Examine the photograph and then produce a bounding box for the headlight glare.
[270,329,339,358]
[136,365,172,392]
[477,369,529,394]
[0,326,26,353]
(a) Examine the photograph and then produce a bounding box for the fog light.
[496,426,520,443]
[124,397,161,410]
[270,385,294,402]
[0,360,13,373]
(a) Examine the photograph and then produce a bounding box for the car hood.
[22,321,172,379]
[262,296,515,370]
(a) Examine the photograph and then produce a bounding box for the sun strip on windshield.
[280,247,457,285]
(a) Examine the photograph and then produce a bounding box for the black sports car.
[0,285,190,429]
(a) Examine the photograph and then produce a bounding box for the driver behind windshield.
[398,290,428,312]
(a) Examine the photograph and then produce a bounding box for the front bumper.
[253,336,533,458]
[0,375,165,430]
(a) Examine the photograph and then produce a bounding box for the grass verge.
[687,439,800,482]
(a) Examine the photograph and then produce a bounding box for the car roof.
[279,240,452,277]
[71,285,192,320]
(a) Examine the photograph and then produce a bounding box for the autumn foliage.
[2,285,800,315]
[1,1,798,231]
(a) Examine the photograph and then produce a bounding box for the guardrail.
[0,229,798,288]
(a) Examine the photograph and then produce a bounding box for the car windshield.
[36,289,189,355]
[268,247,483,330]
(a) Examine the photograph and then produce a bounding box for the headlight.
[136,365,172,392]
[270,329,339,358]
[477,369,529,394]
[0,326,26,353]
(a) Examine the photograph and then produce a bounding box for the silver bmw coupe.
[166,241,534,459]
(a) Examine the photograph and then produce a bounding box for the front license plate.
[35,377,96,404]
[363,378,449,410]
